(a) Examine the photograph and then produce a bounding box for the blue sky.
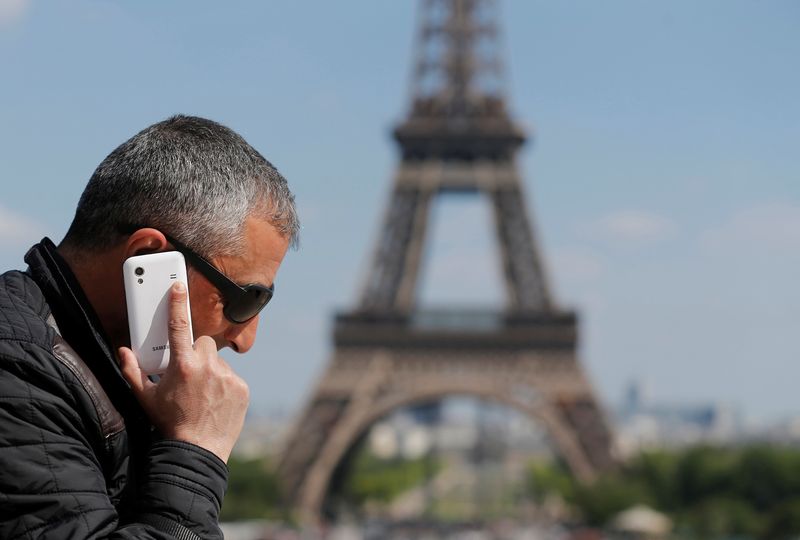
[1,1,799,421]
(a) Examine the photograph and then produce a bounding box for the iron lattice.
[278,0,615,521]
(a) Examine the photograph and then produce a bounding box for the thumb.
[119,346,155,398]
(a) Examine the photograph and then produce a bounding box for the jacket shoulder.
[0,270,54,348]
[0,268,125,443]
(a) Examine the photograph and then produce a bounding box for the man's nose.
[225,315,260,354]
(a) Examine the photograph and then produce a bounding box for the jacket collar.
[24,238,146,423]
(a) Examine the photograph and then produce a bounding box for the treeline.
[220,451,439,521]
[221,443,800,536]
[529,445,800,539]
[220,456,283,522]
[338,451,441,506]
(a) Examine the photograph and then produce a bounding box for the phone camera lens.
[135,267,144,276]
[137,278,143,284]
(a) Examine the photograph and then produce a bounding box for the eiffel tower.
[278,0,615,521]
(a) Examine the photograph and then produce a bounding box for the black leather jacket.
[0,239,227,539]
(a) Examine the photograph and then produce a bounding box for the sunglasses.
[162,233,274,324]
[119,225,275,324]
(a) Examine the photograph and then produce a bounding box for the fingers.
[118,347,155,395]
[192,335,217,355]
[166,281,194,362]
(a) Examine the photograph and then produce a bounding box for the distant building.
[615,380,742,457]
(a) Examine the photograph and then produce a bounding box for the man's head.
[62,114,299,257]
[60,115,299,352]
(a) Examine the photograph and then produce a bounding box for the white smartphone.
[123,251,193,375]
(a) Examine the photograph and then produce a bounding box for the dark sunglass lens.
[224,286,273,324]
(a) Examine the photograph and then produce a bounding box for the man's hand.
[119,281,249,463]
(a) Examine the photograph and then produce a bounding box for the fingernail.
[174,281,186,293]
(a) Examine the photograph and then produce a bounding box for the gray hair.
[61,115,299,258]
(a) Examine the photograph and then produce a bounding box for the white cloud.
[699,202,800,253]
[585,209,677,245]
[0,0,30,27]
[0,205,45,247]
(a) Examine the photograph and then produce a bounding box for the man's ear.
[123,228,170,259]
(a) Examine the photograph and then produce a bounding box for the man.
[0,115,299,539]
